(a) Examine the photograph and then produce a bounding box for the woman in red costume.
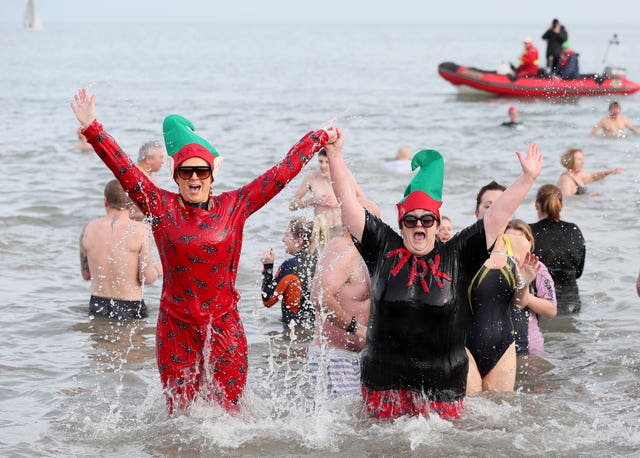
[71,88,337,414]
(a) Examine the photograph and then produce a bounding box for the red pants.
[156,307,248,413]
[361,386,463,420]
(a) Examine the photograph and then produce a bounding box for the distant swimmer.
[590,101,638,137]
[501,106,525,130]
[557,147,625,197]
[80,179,161,320]
[382,146,413,173]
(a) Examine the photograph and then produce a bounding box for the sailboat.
[23,0,44,30]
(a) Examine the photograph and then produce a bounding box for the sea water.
[0,22,639,456]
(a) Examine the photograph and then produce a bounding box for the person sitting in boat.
[553,42,579,80]
[514,38,540,78]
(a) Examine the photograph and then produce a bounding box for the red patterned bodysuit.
[83,120,327,412]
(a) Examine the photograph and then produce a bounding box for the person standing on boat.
[515,38,540,78]
[542,19,568,73]
[71,88,338,414]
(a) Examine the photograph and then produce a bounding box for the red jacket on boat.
[516,43,539,77]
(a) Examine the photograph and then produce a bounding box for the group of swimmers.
[73,83,636,421]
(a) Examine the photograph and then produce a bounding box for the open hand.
[70,88,96,129]
[515,143,543,181]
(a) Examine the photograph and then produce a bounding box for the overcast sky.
[3,0,640,24]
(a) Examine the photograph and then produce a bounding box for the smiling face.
[400,209,439,256]
[437,218,452,242]
[174,157,213,203]
[475,189,504,219]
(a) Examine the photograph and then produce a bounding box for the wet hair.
[104,179,133,210]
[560,147,582,170]
[288,217,314,253]
[309,214,330,255]
[318,148,327,158]
[609,101,620,111]
[475,180,507,212]
[535,184,563,222]
[506,218,535,251]
[137,140,163,162]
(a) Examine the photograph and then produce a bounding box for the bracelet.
[345,316,359,334]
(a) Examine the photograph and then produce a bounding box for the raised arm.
[326,129,366,241]
[484,144,543,247]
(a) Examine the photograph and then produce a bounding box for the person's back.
[80,179,160,319]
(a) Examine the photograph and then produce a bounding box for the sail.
[23,0,44,30]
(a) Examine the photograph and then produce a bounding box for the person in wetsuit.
[327,128,543,420]
[261,217,322,337]
[557,147,625,198]
[71,88,338,414]
[530,184,585,314]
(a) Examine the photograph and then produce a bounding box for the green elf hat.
[163,114,223,179]
[396,149,444,224]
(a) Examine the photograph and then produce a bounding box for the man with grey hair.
[136,140,165,185]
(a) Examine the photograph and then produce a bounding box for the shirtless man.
[307,199,381,399]
[289,149,364,238]
[136,140,165,185]
[131,140,165,220]
[80,179,162,319]
[590,101,638,137]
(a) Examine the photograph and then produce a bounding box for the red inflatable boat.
[438,61,640,97]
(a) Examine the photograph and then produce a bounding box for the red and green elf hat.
[396,149,444,224]
[163,114,223,179]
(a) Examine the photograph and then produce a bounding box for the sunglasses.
[402,214,437,228]
[176,166,212,180]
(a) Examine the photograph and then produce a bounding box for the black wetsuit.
[89,295,148,319]
[354,211,489,403]
[466,242,519,377]
[529,218,585,314]
[261,252,317,330]
[542,26,568,71]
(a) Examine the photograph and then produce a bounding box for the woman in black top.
[530,184,585,314]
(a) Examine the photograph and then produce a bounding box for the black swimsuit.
[567,174,587,195]
[466,236,519,377]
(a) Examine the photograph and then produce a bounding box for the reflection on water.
[72,318,156,371]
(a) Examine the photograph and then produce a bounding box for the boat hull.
[438,62,640,97]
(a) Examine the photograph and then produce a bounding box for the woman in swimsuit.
[327,129,543,420]
[466,183,540,394]
[557,147,625,197]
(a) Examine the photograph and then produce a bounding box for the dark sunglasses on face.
[176,166,212,180]
[402,214,437,228]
